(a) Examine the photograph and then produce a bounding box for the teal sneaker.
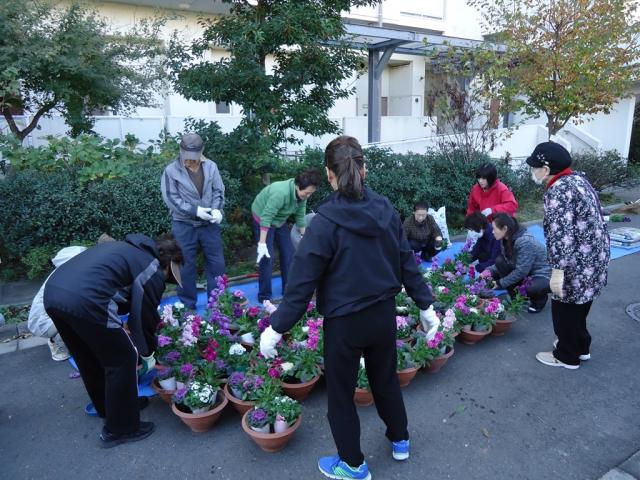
[391,439,410,460]
[318,455,371,480]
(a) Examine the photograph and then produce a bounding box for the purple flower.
[173,386,187,403]
[232,304,243,318]
[180,363,194,377]
[165,351,180,362]
[214,359,226,370]
[157,335,172,347]
[251,408,267,423]
[229,371,246,386]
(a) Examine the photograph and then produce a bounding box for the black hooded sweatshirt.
[270,187,433,333]
[43,234,165,356]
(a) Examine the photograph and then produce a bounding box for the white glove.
[550,268,564,298]
[139,352,156,376]
[210,209,223,224]
[481,208,492,217]
[420,306,440,341]
[259,326,282,359]
[196,206,214,221]
[256,243,270,264]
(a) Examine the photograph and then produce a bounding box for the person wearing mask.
[43,234,183,447]
[259,136,439,480]
[251,169,322,303]
[403,202,443,261]
[466,162,518,220]
[527,142,610,369]
[161,132,225,310]
[463,212,501,273]
[486,213,551,313]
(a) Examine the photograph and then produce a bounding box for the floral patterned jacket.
[543,172,610,304]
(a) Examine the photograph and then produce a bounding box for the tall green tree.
[468,0,640,137]
[169,0,376,155]
[0,1,167,140]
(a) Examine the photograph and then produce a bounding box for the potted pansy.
[395,315,416,342]
[234,305,262,346]
[152,365,177,404]
[224,371,267,415]
[224,341,251,374]
[171,376,228,433]
[354,358,373,406]
[247,407,270,433]
[412,309,456,373]
[242,396,303,452]
[396,341,419,387]
[454,294,494,344]
[279,343,323,401]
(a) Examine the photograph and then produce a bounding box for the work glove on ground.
[210,209,223,224]
[196,206,214,222]
[256,243,270,264]
[419,306,441,341]
[550,269,565,298]
[259,326,282,359]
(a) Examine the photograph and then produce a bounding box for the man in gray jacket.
[161,133,225,309]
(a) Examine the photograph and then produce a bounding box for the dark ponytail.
[324,135,365,200]
[492,213,520,258]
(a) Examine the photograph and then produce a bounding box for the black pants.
[409,238,437,261]
[44,298,140,435]
[323,298,408,467]
[494,255,550,310]
[552,299,592,366]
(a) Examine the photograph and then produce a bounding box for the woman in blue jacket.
[260,136,439,480]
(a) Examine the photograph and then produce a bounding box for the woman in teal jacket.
[251,169,322,302]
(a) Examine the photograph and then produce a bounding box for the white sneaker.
[48,336,71,362]
[536,351,579,370]
[552,339,590,361]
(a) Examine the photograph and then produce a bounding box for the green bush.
[571,150,630,192]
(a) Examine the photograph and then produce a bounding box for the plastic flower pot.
[396,366,419,388]
[353,388,374,407]
[171,393,228,433]
[492,318,514,336]
[242,410,302,453]
[151,377,176,405]
[281,373,321,401]
[425,346,455,374]
[458,325,493,345]
[223,383,254,416]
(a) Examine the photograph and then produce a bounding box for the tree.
[169,0,376,156]
[0,1,167,140]
[468,0,640,137]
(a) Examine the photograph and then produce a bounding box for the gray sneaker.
[552,339,590,361]
[48,335,71,362]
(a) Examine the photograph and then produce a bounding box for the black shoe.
[99,421,155,448]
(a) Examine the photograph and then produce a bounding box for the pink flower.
[395,316,409,329]
[247,306,260,318]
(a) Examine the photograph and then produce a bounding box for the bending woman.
[487,213,551,313]
[259,136,438,480]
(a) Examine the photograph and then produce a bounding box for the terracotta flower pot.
[224,383,254,416]
[425,346,455,374]
[353,388,374,407]
[171,393,228,433]
[281,373,321,401]
[458,325,493,344]
[241,410,302,453]
[491,318,514,336]
[151,377,175,404]
[396,367,419,388]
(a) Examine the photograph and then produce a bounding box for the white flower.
[423,271,432,279]
[437,286,447,293]
[469,295,478,303]
[229,343,246,356]
[396,306,409,313]
[174,301,185,309]
[281,362,294,373]
[469,307,479,314]
[301,326,310,333]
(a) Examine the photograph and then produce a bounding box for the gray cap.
[179,133,204,161]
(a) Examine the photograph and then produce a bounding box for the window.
[215,102,230,114]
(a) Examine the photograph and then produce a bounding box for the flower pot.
[171,393,228,433]
[242,410,302,453]
[491,318,514,336]
[274,418,289,433]
[250,424,271,434]
[158,376,177,391]
[353,388,374,407]
[458,325,493,345]
[281,373,321,401]
[425,346,455,374]
[224,383,254,416]
[396,367,419,388]
[151,377,175,404]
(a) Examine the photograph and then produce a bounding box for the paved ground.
[2,215,640,480]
